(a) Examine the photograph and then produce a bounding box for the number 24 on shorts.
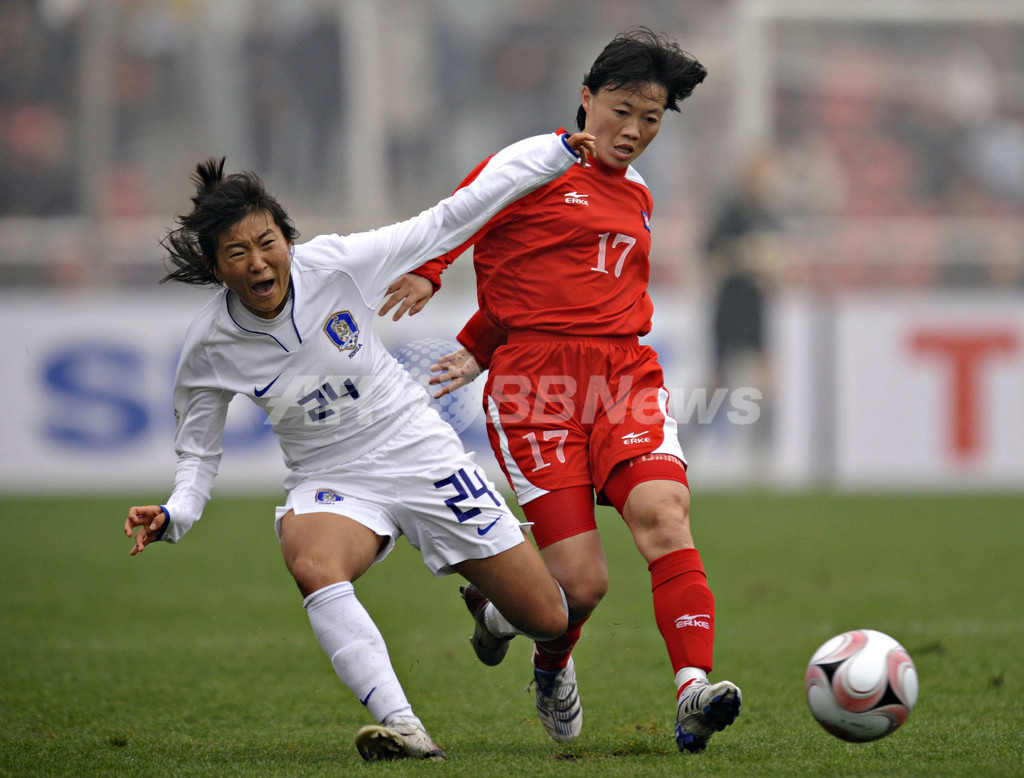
[432,467,501,522]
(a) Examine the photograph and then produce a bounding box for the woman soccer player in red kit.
[380,28,741,753]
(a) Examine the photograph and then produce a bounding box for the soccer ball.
[392,338,482,434]
[805,629,918,742]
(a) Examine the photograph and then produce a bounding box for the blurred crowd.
[765,23,1024,289]
[1,0,1023,290]
[0,0,77,215]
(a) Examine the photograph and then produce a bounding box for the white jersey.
[160,132,581,542]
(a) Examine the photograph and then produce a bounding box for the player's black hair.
[159,158,299,286]
[575,28,707,131]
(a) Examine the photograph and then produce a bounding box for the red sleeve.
[409,155,495,291]
[456,309,507,370]
[412,130,568,291]
[409,256,449,292]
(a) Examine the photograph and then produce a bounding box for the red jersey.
[416,131,655,362]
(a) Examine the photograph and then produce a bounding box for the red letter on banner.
[910,330,1019,458]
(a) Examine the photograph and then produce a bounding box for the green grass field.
[1,492,1022,776]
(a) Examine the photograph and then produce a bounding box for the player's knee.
[649,488,690,523]
[563,574,608,618]
[531,589,571,640]
[630,485,689,528]
[531,606,569,641]
[286,552,337,597]
[503,587,568,641]
[643,516,693,555]
[627,489,694,559]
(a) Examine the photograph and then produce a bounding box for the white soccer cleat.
[532,656,583,742]
[355,716,446,762]
[674,678,742,753]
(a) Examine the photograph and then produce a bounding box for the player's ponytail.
[189,157,227,209]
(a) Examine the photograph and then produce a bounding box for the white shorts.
[274,408,527,577]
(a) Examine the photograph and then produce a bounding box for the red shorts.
[483,332,687,506]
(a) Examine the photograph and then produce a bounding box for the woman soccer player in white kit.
[123,131,596,762]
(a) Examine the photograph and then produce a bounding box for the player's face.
[214,210,293,319]
[580,82,667,169]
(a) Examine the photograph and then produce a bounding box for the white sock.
[482,601,519,638]
[304,580,414,723]
[675,666,708,693]
[483,583,568,640]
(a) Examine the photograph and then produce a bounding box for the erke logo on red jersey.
[563,191,589,206]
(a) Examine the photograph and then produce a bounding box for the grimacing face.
[580,82,668,169]
[214,210,292,319]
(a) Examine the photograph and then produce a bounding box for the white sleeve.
[314,132,579,305]
[161,347,232,544]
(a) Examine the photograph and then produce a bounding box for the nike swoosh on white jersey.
[254,374,282,397]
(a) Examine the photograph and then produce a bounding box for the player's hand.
[124,505,166,556]
[565,132,596,167]
[428,347,482,398]
[378,273,435,321]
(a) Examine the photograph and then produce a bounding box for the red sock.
[533,617,588,671]
[649,548,715,675]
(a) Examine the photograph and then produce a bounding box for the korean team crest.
[324,311,360,351]
[315,488,344,504]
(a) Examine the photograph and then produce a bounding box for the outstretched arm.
[353,131,595,311]
[123,342,230,554]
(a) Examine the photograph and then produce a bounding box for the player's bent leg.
[279,510,384,596]
[527,532,605,741]
[525,486,606,618]
[454,542,568,642]
[304,580,445,757]
[280,512,443,759]
[535,530,609,621]
[617,478,694,561]
[608,462,741,752]
[526,533,607,745]
[525,509,607,744]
